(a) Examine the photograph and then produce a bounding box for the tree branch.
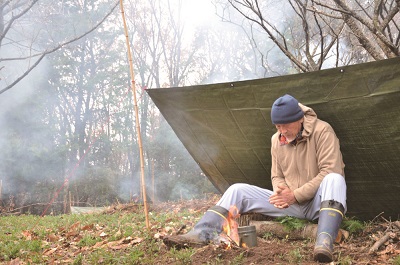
[229,0,308,72]
[0,1,119,95]
[333,0,398,57]
[0,0,39,46]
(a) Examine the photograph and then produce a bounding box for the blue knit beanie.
[271,94,304,124]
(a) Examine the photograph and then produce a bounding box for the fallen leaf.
[164,226,173,233]
[131,237,143,244]
[43,247,58,256]
[69,221,81,231]
[335,229,349,243]
[81,224,94,231]
[66,230,80,238]
[47,233,59,242]
[114,228,122,239]
[21,230,32,240]
[9,258,21,265]
[108,243,129,250]
[378,244,396,255]
[154,232,167,239]
[92,240,106,249]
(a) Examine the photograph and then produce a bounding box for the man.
[163,94,347,263]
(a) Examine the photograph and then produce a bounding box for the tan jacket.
[270,103,345,204]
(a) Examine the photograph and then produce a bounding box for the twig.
[370,212,384,224]
[369,232,393,253]
[394,221,400,230]
[380,215,391,224]
[176,225,186,235]
[220,233,240,248]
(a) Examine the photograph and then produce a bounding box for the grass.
[0,204,396,264]
[276,216,309,231]
[394,255,400,265]
[288,248,304,263]
[0,206,202,264]
[341,217,365,234]
[336,251,353,265]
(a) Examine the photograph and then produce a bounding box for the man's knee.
[322,173,346,187]
[320,173,347,212]
[225,183,248,194]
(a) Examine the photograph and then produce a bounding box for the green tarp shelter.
[147,58,400,221]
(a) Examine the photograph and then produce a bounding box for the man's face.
[275,118,303,142]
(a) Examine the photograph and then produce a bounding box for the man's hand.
[269,185,297,209]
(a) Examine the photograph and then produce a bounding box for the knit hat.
[271,94,304,124]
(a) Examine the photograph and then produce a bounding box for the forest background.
[0,0,398,215]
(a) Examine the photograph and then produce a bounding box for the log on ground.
[250,220,348,242]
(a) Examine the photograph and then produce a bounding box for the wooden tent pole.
[119,0,150,229]
[151,159,155,203]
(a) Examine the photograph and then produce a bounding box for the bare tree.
[220,0,399,72]
[0,0,119,95]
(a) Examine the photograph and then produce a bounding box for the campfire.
[219,206,257,249]
[220,205,240,248]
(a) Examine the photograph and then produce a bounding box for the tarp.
[147,57,400,220]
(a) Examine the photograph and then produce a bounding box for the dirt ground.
[186,234,381,264]
[153,196,400,264]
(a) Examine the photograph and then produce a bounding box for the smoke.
[0,53,48,109]
[0,0,292,211]
[0,12,52,208]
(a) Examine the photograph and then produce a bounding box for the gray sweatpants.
[216,173,347,221]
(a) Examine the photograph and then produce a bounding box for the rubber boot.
[313,200,345,263]
[163,206,228,249]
